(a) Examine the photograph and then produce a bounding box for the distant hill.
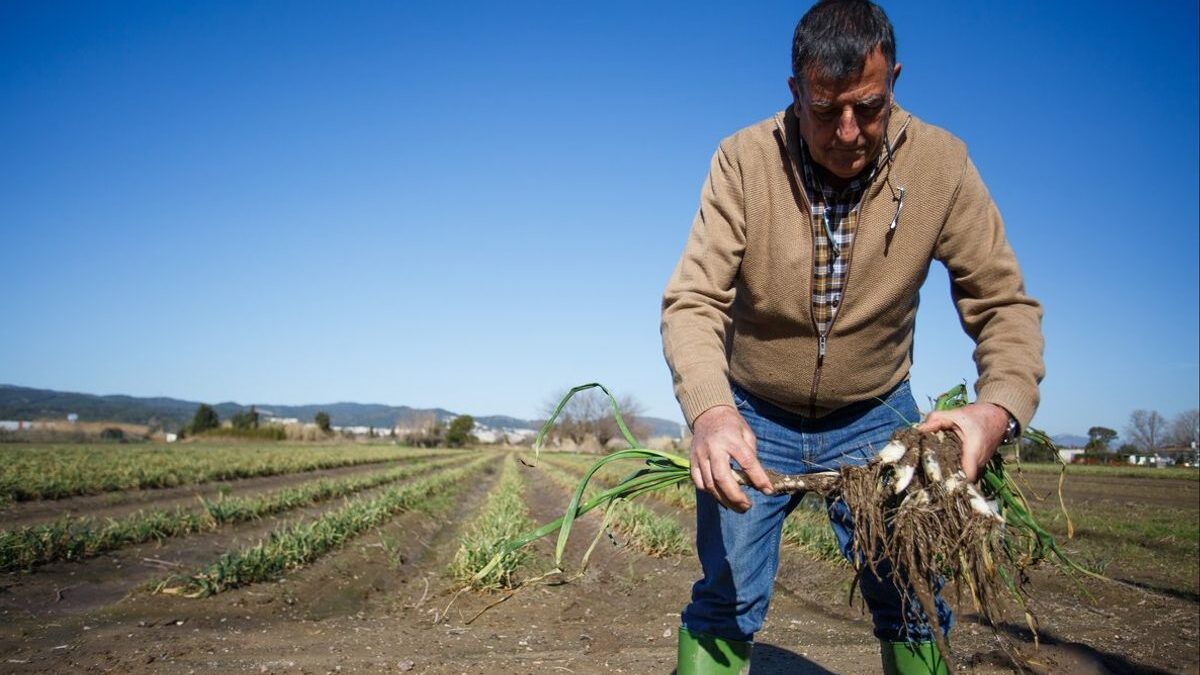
[1051,433,1088,448]
[639,417,687,439]
[0,384,685,439]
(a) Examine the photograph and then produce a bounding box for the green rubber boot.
[676,627,752,675]
[880,640,949,675]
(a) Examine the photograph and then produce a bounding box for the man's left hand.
[917,403,1010,482]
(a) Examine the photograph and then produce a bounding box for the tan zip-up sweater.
[661,104,1044,430]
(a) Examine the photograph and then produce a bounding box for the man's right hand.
[689,405,774,512]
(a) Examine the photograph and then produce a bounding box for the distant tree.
[540,388,648,450]
[190,404,220,434]
[404,414,445,448]
[1085,426,1118,452]
[231,406,260,430]
[1169,409,1199,447]
[1017,437,1058,463]
[446,415,475,448]
[1115,443,1137,456]
[1126,410,1167,452]
[314,411,332,433]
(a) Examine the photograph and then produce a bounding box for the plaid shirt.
[798,139,878,336]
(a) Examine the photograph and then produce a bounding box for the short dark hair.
[791,0,896,83]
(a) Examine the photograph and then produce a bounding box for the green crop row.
[550,452,841,563]
[0,443,454,502]
[164,455,494,596]
[536,458,690,558]
[0,455,466,572]
[449,454,536,589]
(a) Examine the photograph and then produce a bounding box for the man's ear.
[787,76,802,111]
[891,62,902,88]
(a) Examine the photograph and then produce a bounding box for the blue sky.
[2,1,1197,437]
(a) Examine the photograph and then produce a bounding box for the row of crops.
[0,454,464,571]
[0,443,446,502]
[2,450,496,594]
[545,452,844,563]
[170,455,496,596]
[2,447,851,605]
[447,451,847,591]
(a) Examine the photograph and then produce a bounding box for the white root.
[921,447,943,484]
[942,469,968,494]
[966,483,1004,522]
[892,464,916,495]
[877,440,907,465]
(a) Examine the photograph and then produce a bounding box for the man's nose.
[837,108,859,143]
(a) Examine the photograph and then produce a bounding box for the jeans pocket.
[730,382,753,412]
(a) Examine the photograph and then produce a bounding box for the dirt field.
[1,450,1196,674]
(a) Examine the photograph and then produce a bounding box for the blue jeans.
[681,379,952,643]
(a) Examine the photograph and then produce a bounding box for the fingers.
[732,426,773,496]
[689,451,705,492]
[920,408,996,482]
[690,444,713,493]
[688,406,758,512]
[711,457,750,512]
[959,428,985,482]
[917,410,953,432]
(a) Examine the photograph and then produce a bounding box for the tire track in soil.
[1,452,453,529]
[0,455,484,667]
[0,453,504,674]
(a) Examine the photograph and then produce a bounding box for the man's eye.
[814,110,838,122]
[857,104,884,118]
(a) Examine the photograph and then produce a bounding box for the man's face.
[789,47,901,181]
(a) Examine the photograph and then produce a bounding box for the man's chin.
[824,161,866,180]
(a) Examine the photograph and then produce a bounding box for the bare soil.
[1014,470,1199,511]
[0,457,1195,674]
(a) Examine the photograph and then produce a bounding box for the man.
[660,1,1044,673]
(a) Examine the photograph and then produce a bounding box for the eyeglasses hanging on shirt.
[821,208,841,261]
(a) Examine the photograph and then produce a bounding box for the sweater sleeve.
[934,156,1045,429]
[661,143,745,427]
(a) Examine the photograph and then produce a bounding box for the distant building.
[1057,448,1085,463]
[1126,453,1167,468]
[1159,446,1200,468]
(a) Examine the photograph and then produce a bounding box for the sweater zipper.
[807,202,865,417]
[780,110,905,417]
[776,124,823,417]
